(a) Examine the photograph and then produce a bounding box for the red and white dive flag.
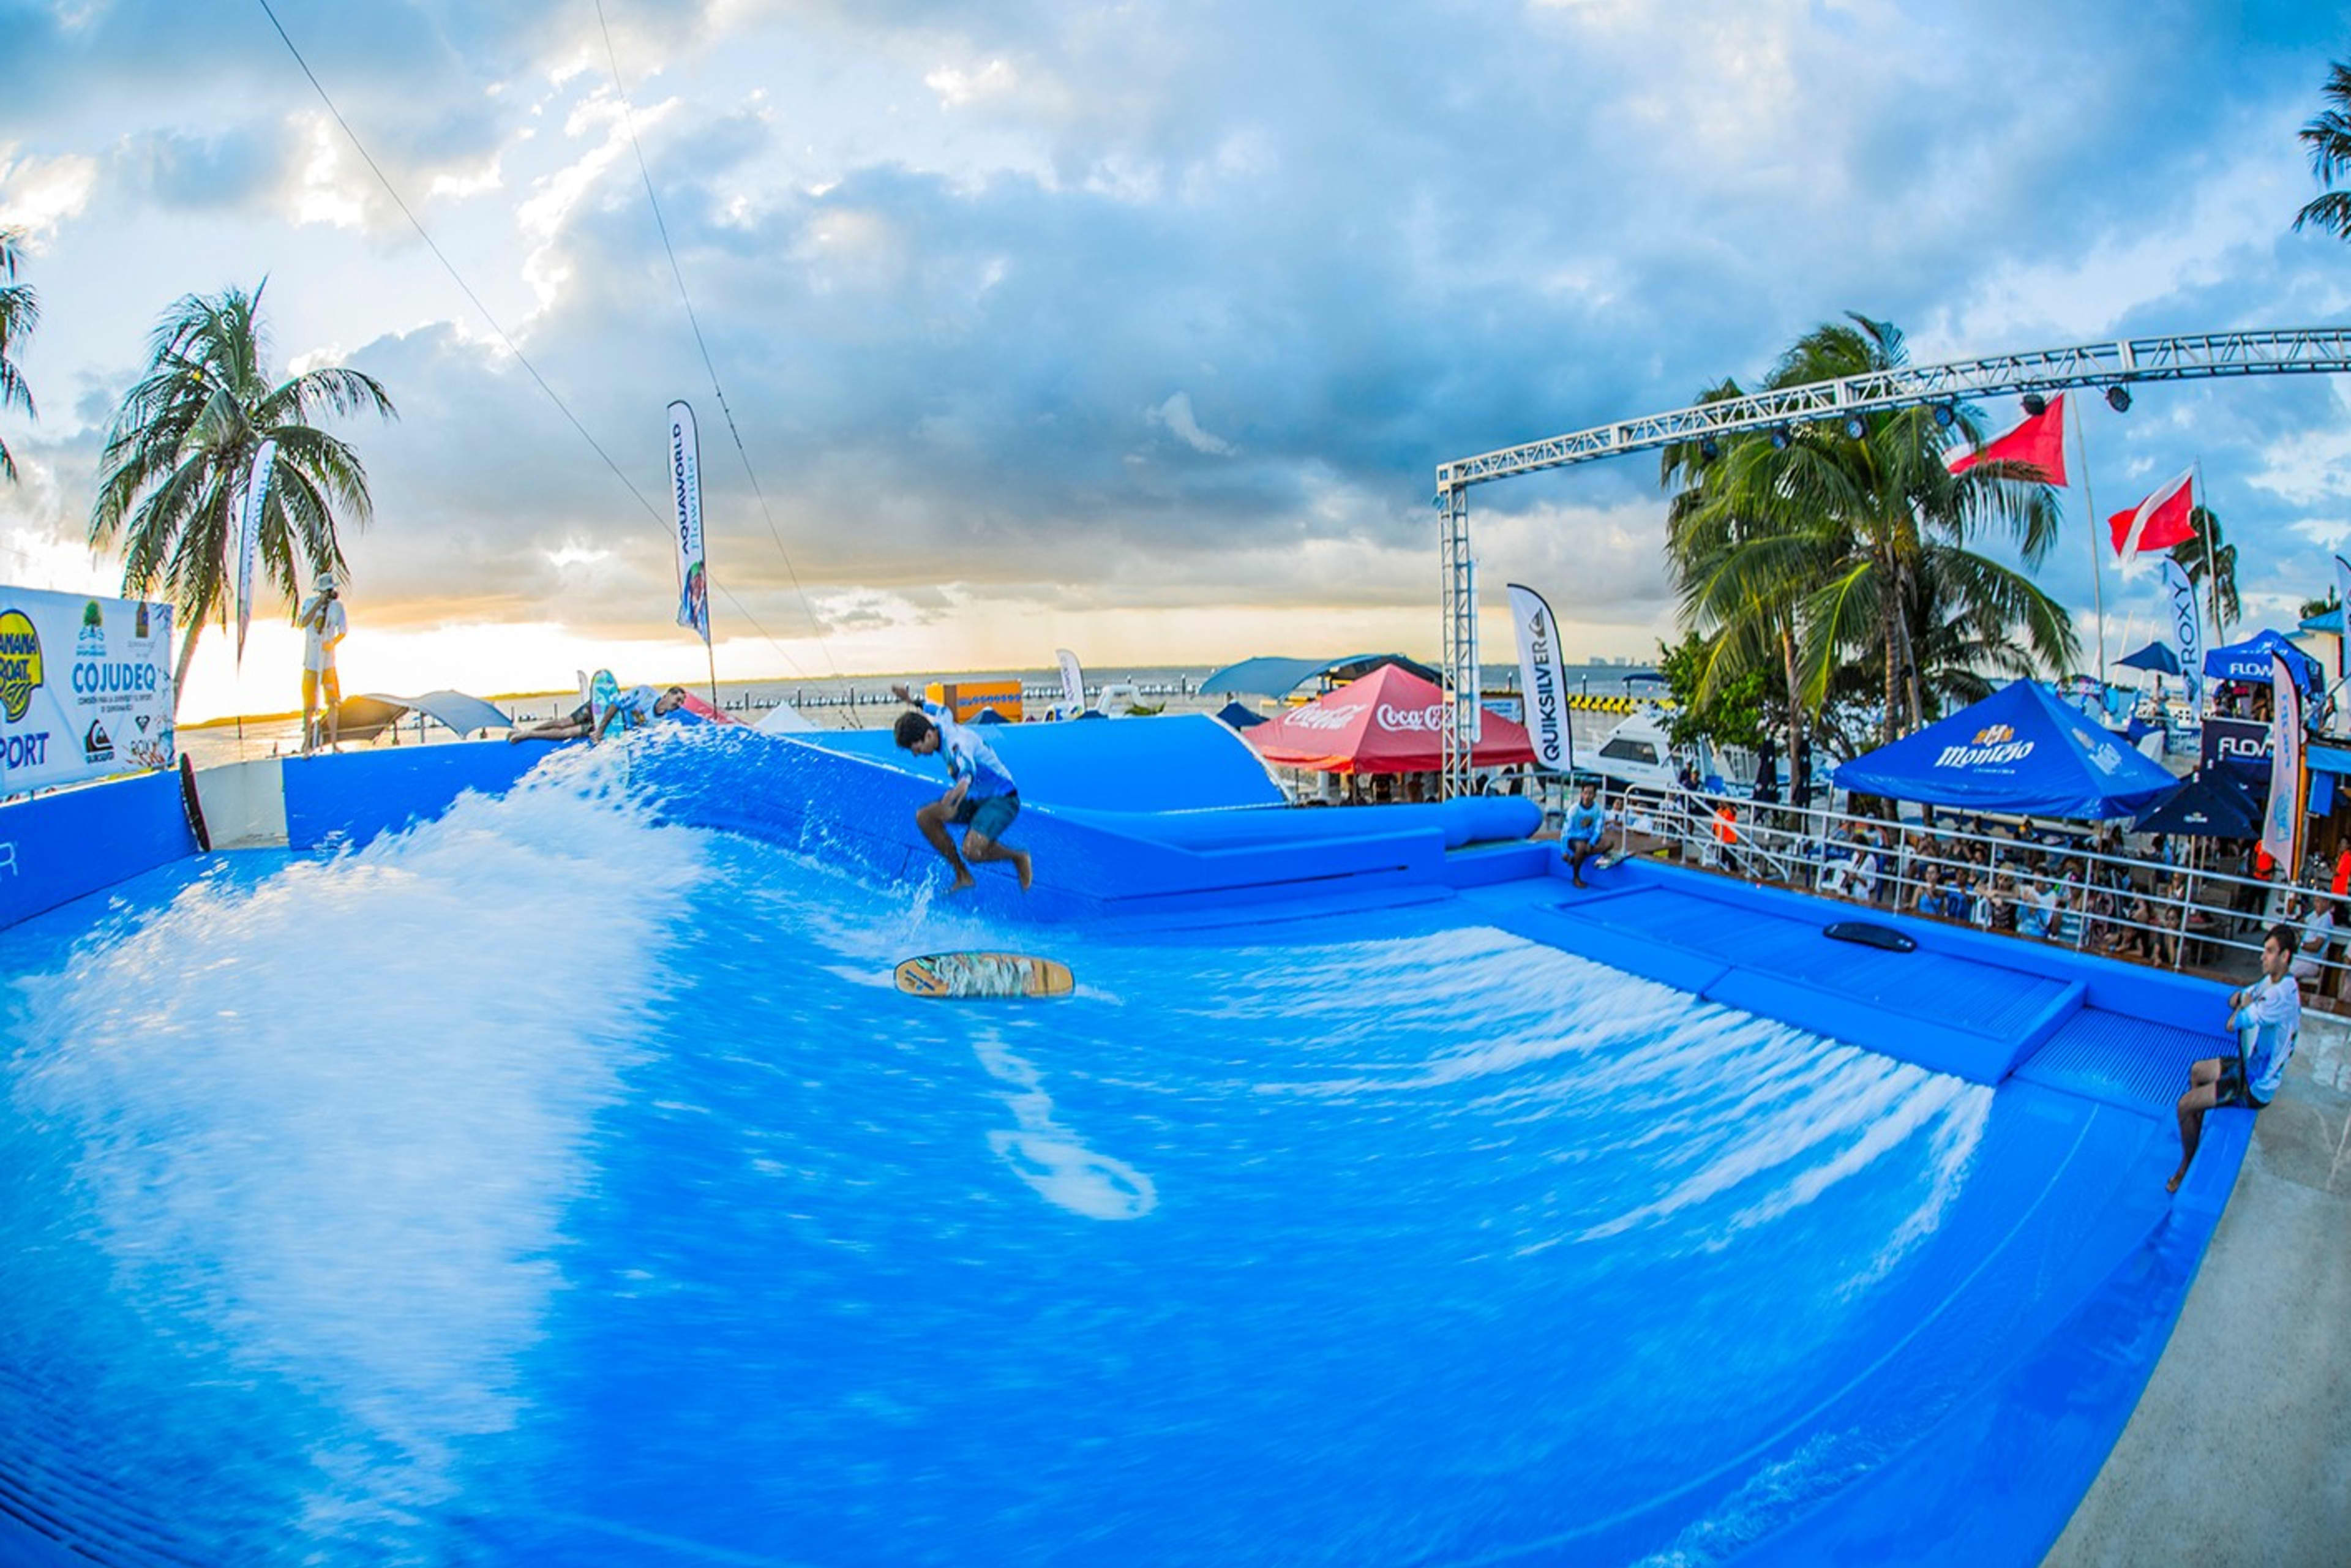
[1948,394,2068,486]
[2107,469,2197,560]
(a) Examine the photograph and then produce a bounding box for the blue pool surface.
[0,729,2251,1566]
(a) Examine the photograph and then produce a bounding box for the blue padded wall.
[281,741,546,850]
[0,771,197,932]
[803,714,1284,812]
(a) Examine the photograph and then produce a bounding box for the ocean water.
[0,748,1993,1566]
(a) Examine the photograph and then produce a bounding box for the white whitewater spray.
[9,749,703,1553]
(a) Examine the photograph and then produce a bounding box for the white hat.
[318,568,339,591]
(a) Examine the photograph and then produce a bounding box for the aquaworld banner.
[0,586,176,795]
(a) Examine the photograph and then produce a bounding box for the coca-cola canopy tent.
[1245,663,1536,775]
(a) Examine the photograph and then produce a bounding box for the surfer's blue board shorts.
[951,790,1021,841]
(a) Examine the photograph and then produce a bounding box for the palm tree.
[88,283,394,693]
[0,227,37,484]
[2168,506,2238,636]
[1664,315,2077,748]
[2294,60,2351,241]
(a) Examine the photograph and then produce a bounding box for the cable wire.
[250,0,812,677]
[593,0,840,675]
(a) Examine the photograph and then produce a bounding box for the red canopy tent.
[1244,662,1536,775]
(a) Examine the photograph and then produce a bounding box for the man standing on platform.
[296,571,347,754]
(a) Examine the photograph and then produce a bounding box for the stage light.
[2021,392,2048,416]
[1842,414,1868,440]
[1768,424,1793,451]
[1932,402,1958,429]
[2106,384,2132,412]
[1698,435,1720,462]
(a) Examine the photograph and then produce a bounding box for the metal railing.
[1549,776,2351,1005]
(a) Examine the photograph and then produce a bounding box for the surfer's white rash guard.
[920,700,1019,801]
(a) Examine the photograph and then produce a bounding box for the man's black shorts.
[2214,1056,2270,1110]
[950,790,1020,841]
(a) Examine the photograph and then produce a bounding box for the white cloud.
[290,114,367,230]
[0,145,99,242]
[925,58,1019,110]
[1149,391,1234,456]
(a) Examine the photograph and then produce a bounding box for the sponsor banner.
[2159,557,2202,713]
[0,586,176,793]
[1056,648,1085,714]
[1932,721,2036,772]
[1506,582,1572,771]
[1283,698,1459,737]
[2262,653,2303,870]
[667,400,710,643]
[2202,716,2270,782]
[234,438,276,667]
[2337,553,2351,684]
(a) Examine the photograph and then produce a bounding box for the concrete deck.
[2045,1013,2351,1567]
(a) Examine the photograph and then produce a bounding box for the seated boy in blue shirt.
[1561,781,1613,888]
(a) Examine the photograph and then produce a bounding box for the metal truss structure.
[1433,326,2351,795]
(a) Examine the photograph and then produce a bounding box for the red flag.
[2107,469,2196,558]
[1948,393,2068,485]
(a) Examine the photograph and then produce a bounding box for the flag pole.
[2194,454,2223,643]
[2070,395,2108,682]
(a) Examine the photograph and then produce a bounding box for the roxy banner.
[0,586,176,793]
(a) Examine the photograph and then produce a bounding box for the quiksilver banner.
[1056,648,1085,715]
[2262,651,2303,872]
[0,586,176,794]
[1506,582,1571,771]
[234,439,276,669]
[667,400,710,644]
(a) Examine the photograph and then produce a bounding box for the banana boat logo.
[0,609,42,723]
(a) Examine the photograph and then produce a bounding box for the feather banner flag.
[2335,553,2351,681]
[2159,557,2203,713]
[667,400,710,643]
[2107,468,2197,560]
[234,439,276,669]
[1056,648,1085,716]
[1506,582,1572,771]
[1946,392,2068,485]
[2262,651,2305,872]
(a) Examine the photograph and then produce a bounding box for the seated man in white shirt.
[2292,896,2336,988]
[2169,923,2302,1194]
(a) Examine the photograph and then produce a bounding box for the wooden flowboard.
[894,951,1075,1000]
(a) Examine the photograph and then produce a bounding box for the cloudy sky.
[2,0,2349,720]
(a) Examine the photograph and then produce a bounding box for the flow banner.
[2336,554,2351,681]
[1506,582,1571,771]
[2159,557,2202,714]
[2262,651,2303,872]
[0,586,176,794]
[667,401,710,643]
[234,439,276,669]
[1056,648,1085,715]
